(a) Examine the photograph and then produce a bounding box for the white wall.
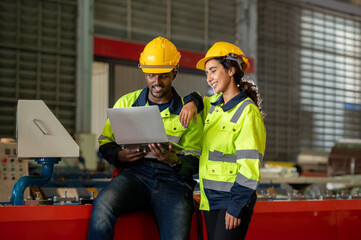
[91,62,109,148]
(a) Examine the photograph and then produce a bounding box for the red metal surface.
[246,200,338,240]
[93,36,255,73]
[333,200,361,239]
[94,37,144,62]
[0,205,91,240]
[1,200,361,240]
[0,205,200,240]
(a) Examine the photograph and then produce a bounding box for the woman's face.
[205,59,233,94]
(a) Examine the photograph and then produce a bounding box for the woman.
[180,42,266,240]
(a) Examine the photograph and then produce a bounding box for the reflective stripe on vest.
[184,150,202,156]
[236,149,264,162]
[209,105,216,114]
[230,99,255,123]
[209,150,236,163]
[235,173,259,190]
[98,134,115,142]
[208,149,263,163]
[167,134,181,143]
[203,173,259,192]
[203,179,233,192]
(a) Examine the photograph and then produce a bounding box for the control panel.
[0,141,29,202]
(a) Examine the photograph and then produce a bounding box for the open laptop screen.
[107,106,183,150]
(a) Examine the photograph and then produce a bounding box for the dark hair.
[215,57,265,118]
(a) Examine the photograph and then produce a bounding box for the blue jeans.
[88,162,195,240]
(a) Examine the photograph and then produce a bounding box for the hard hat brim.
[141,68,175,74]
[196,56,214,71]
[197,55,250,72]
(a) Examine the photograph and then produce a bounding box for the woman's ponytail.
[216,57,266,118]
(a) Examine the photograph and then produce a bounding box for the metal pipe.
[11,158,60,206]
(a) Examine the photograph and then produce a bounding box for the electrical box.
[0,141,29,202]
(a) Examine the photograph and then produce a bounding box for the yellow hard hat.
[196,42,250,72]
[139,37,181,74]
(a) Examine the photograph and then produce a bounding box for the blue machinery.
[11,158,60,205]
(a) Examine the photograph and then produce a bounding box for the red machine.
[1,199,361,240]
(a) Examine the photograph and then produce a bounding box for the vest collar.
[132,87,183,115]
[211,88,248,111]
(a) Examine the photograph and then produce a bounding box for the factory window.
[299,9,361,153]
[0,0,78,137]
[94,0,237,52]
[258,0,361,162]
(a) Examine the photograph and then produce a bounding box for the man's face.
[145,71,176,103]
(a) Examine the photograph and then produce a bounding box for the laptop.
[106,105,184,151]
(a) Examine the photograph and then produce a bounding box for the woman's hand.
[225,212,241,230]
[179,102,197,128]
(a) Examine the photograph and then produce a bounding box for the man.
[88,36,203,240]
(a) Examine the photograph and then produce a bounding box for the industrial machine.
[1,100,361,240]
[11,100,79,205]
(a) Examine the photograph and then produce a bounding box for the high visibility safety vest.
[199,92,266,218]
[98,87,203,172]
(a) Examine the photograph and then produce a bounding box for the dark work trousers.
[88,160,195,240]
[203,195,256,240]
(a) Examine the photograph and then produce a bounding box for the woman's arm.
[179,101,198,128]
[180,92,204,127]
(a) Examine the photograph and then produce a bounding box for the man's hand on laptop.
[148,143,179,166]
[117,148,148,162]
